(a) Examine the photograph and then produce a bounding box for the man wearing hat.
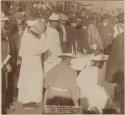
[75,18,90,53]
[66,16,82,52]
[87,15,103,52]
[44,13,62,75]
[105,12,124,114]
[99,14,114,52]
[57,13,69,52]
[44,53,79,108]
[17,14,49,108]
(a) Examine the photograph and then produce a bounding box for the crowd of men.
[1,1,124,114]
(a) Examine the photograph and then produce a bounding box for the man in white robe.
[17,18,48,108]
[44,13,62,75]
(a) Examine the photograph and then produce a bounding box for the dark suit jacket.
[105,32,124,82]
[56,24,69,52]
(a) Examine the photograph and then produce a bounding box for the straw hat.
[91,55,109,61]
[58,53,76,58]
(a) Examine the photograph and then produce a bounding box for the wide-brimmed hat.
[1,12,9,21]
[91,55,109,61]
[58,53,76,58]
[58,13,68,21]
[68,17,81,23]
[49,13,59,21]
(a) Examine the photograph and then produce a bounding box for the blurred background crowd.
[1,0,124,114]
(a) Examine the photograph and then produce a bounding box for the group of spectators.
[1,1,124,114]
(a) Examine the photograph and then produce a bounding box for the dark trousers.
[13,65,20,99]
[2,70,8,114]
[114,72,124,114]
[2,67,17,113]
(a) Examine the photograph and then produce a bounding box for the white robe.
[44,26,62,75]
[77,66,108,111]
[17,30,48,104]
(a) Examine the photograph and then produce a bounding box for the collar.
[27,28,40,39]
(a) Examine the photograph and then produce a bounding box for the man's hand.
[6,64,12,72]
[17,56,22,65]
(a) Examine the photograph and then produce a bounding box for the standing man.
[87,16,103,52]
[100,14,114,53]
[44,13,62,75]
[57,13,69,52]
[1,12,12,113]
[66,17,81,52]
[5,17,19,102]
[105,12,124,114]
[17,16,48,109]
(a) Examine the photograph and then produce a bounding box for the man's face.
[1,21,5,29]
[82,26,87,29]
[103,19,109,26]
[70,22,77,27]
[30,18,47,35]
[17,19,22,25]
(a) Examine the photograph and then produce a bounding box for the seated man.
[44,53,79,108]
[77,55,108,113]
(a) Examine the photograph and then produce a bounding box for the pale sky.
[81,1,124,13]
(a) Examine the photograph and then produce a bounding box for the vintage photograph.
[1,0,124,114]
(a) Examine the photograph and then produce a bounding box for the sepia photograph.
[1,0,124,114]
